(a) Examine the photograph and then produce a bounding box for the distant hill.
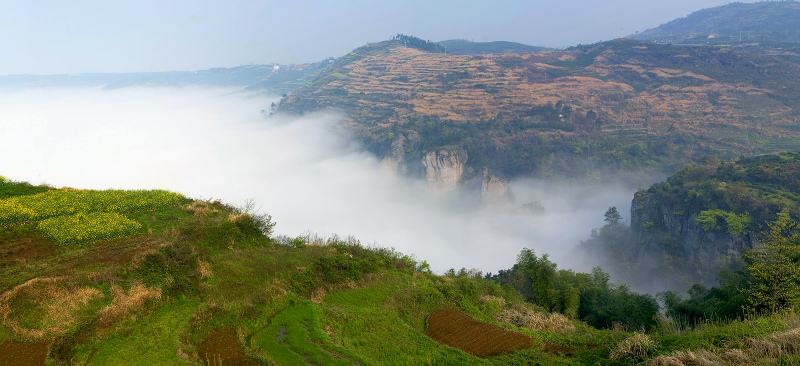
[631,1,800,45]
[437,39,550,54]
[0,62,329,95]
[279,38,800,186]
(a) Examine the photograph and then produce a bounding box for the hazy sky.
[1,0,760,75]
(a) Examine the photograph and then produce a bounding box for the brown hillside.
[281,39,800,180]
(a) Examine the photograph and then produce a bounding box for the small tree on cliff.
[604,206,622,226]
[744,213,800,314]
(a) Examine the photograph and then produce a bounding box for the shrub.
[230,199,276,238]
[138,241,200,295]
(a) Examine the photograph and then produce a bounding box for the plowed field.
[425,308,533,357]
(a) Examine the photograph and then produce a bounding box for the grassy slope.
[2,181,800,365]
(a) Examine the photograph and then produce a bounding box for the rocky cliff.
[379,132,425,177]
[481,175,513,210]
[584,154,800,292]
[380,135,408,176]
[625,189,753,288]
[422,149,468,191]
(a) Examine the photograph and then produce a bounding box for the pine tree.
[604,206,622,226]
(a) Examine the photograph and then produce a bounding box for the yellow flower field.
[0,189,185,226]
[37,212,143,246]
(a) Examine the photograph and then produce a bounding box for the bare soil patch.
[0,339,49,366]
[425,308,568,357]
[0,225,58,266]
[197,326,260,366]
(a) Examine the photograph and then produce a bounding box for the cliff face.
[481,176,513,210]
[422,149,468,191]
[626,190,753,287]
[379,132,425,177]
[380,135,408,176]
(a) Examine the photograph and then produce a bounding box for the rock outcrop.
[379,132,424,177]
[422,149,467,191]
[380,135,408,176]
[481,176,513,210]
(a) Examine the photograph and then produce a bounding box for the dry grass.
[609,333,658,361]
[496,304,575,333]
[650,350,722,366]
[97,281,161,326]
[310,287,326,304]
[0,277,103,340]
[227,212,247,224]
[649,326,800,366]
[311,277,369,304]
[480,295,507,308]
[269,279,287,299]
[197,259,212,279]
[185,200,220,216]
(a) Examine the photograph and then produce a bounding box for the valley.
[4,1,800,365]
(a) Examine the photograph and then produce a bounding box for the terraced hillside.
[280,38,800,183]
[6,177,800,365]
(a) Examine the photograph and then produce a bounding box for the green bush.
[139,241,200,295]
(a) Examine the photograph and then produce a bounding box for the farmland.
[424,308,536,357]
[0,188,186,226]
[280,39,800,182]
[0,186,186,245]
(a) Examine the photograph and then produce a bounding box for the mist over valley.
[0,86,636,275]
[5,1,800,364]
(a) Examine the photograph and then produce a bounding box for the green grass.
[653,314,787,352]
[0,181,50,199]
[252,297,361,365]
[4,182,800,365]
[319,272,504,365]
[83,298,199,366]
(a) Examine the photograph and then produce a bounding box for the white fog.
[0,87,636,274]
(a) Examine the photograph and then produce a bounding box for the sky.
[0,0,761,75]
[0,87,633,274]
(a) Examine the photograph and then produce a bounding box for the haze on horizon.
[1,0,761,75]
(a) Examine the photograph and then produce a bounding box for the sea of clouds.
[0,86,637,274]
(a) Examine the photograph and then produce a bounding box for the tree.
[517,249,559,311]
[744,213,800,314]
[604,206,622,226]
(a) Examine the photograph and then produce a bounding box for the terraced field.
[425,308,536,357]
[281,39,800,180]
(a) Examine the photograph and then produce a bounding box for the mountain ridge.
[631,1,800,45]
[279,38,800,186]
